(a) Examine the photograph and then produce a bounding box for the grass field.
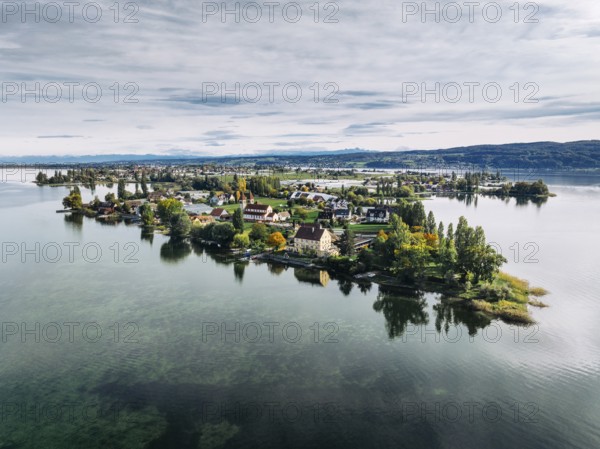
[219,197,288,213]
[347,223,391,233]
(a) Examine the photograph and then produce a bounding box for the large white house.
[243,204,275,222]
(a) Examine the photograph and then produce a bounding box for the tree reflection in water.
[64,212,83,229]
[433,297,491,337]
[140,229,154,245]
[372,287,429,339]
[233,261,247,283]
[337,279,354,296]
[160,238,192,263]
[357,282,372,295]
[267,263,286,276]
[444,192,548,208]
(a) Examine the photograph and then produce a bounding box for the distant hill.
[211,140,600,169]
[2,141,600,169]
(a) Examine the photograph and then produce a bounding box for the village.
[53,165,550,260]
[81,185,391,257]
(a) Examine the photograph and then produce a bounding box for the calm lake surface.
[0,175,599,449]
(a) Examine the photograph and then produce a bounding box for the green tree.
[211,222,236,247]
[232,208,244,233]
[141,172,148,196]
[340,226,356,256]
[157,198,183,224]
[453,216,506,283]
[36,171,48,184]
[439,238,458,274]
[294,208,308,221]
[425,211,437,234]
[139,203,154,227]
[249,223,269,241]
[233,233,250,248]
[105,192,116,203]
[169,211,191,238]
[62,188,82,210]
[446,222,454,241]
[117,179,127,200]
[390,233,429,282]
[411,201,426,228]
[437,221,445,241]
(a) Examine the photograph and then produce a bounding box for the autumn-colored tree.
[423,233,439,249]
[376,229,388,241]
[267,232,286,249]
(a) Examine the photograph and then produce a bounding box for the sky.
[0,0,599,156]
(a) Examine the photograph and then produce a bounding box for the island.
[49,163,550,324]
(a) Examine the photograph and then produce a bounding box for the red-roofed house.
[210,208,230,220]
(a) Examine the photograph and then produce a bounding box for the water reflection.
[440,193,548,208]
[267,263,286,276]
[233,261,247,283]
[337,279,354,296]
[160,238,192,263]
[141,229,154,245]
[293,268,330,286]
[357,282,372,295]
[372,287,429,339]
[433,298,491,337]
[66,211,518,340]
[63,211,83,229]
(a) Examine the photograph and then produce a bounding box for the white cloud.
[0,0,598,155]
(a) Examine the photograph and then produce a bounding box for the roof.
[210,208,228,217]
[192,215,215,222]
[184,203,213,215]
[367,208,389,216]
[295,224,327,241]
[244,204,271,212]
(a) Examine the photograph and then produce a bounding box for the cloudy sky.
[0,0,599,156]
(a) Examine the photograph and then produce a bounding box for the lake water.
[0,175,599,449]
